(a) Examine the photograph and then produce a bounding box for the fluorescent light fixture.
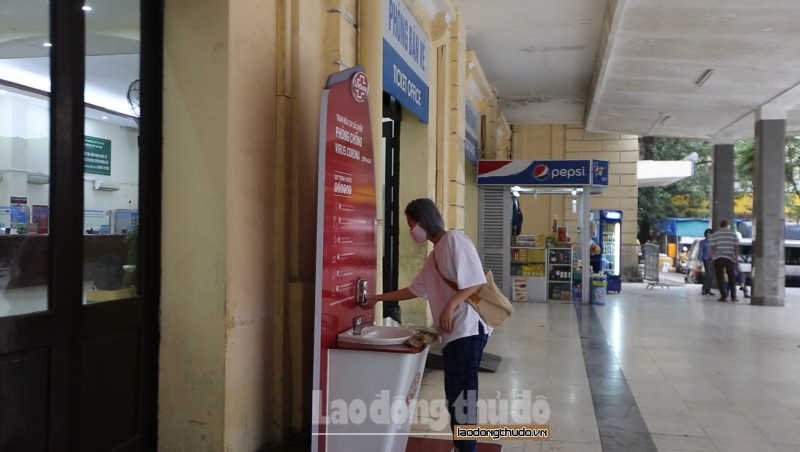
[82,5,93,11]
[648,112,672,135]
[696,69,715,87]
[43,42,52,47]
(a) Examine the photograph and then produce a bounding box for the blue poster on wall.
[10,205,28,225]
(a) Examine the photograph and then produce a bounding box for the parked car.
[684,238,704,284]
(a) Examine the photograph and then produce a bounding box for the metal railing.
[642,243,669,289]
[621,244,643,282]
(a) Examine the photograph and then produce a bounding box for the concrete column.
[711,143,735,228]
[752,119,786,306]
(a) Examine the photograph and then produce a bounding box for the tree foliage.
[735,137,800,221]
[637,137,712,243]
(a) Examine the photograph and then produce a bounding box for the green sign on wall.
[84,135,111,175]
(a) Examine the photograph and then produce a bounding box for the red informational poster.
[312,67,376,451]
[32,205,49,234]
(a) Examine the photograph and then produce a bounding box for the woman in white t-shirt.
[364,198,490,452]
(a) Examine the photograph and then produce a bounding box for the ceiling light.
[696,69,714,87]
[82,5,93,11]
[648,112,672,135]
[101,115,108,120]
[43,42,52,47]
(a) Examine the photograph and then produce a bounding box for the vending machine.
[592,210,623,293]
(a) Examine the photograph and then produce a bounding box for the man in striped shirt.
[710,219,740,302]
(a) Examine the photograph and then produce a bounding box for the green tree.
[638,137,713,243]
[736,137,800,221]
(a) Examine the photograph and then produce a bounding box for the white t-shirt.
[408,230,493,346]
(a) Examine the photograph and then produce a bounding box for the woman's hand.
[358,294,380,310]
[438,284,480,333]
[439,303,455,333]
[358,287,415,310]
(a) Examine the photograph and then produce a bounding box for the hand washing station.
[312,68,434,451]
[326,323,433,452]
[338,324,416,346]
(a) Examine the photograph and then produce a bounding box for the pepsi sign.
[477,159,609,187]
[533,164,587,181]
[532,164,549,180]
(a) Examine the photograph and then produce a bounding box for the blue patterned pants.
[441,324,488,452]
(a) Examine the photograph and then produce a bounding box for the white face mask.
[410,224,428,244]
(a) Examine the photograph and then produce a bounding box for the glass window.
[0,0,51,317]
[83,1,141,305]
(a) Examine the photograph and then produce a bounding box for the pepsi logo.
[533,164,550,180]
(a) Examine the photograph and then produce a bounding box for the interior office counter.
[0,234,129,288]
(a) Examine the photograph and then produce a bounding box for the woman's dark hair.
[404,198,445,236]
[704,228,713,237]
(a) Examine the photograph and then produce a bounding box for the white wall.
[0,92,140,232]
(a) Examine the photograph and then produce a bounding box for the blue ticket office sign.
[383,0,430,123]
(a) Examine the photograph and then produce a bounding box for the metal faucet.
[352,315,373,335]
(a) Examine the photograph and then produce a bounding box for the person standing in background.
[589,220,602,272]
[699,228,715,296]
[711,220,740,302]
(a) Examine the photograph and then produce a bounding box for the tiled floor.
[411,272,800,452]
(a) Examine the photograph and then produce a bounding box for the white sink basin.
[338,325,416,346]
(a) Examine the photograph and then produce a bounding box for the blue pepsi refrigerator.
[592,210,622,293]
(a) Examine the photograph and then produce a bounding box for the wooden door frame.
[0,0,163,449]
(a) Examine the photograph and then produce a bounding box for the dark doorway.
[382,94,401,323]
[0,0,161,450]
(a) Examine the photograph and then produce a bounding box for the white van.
[737,238,800,286]
[685,237,800,287]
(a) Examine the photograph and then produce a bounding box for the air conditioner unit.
[93,180,120,191]
[27,173,50,184]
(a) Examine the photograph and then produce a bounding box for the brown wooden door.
[0,0,161,450]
